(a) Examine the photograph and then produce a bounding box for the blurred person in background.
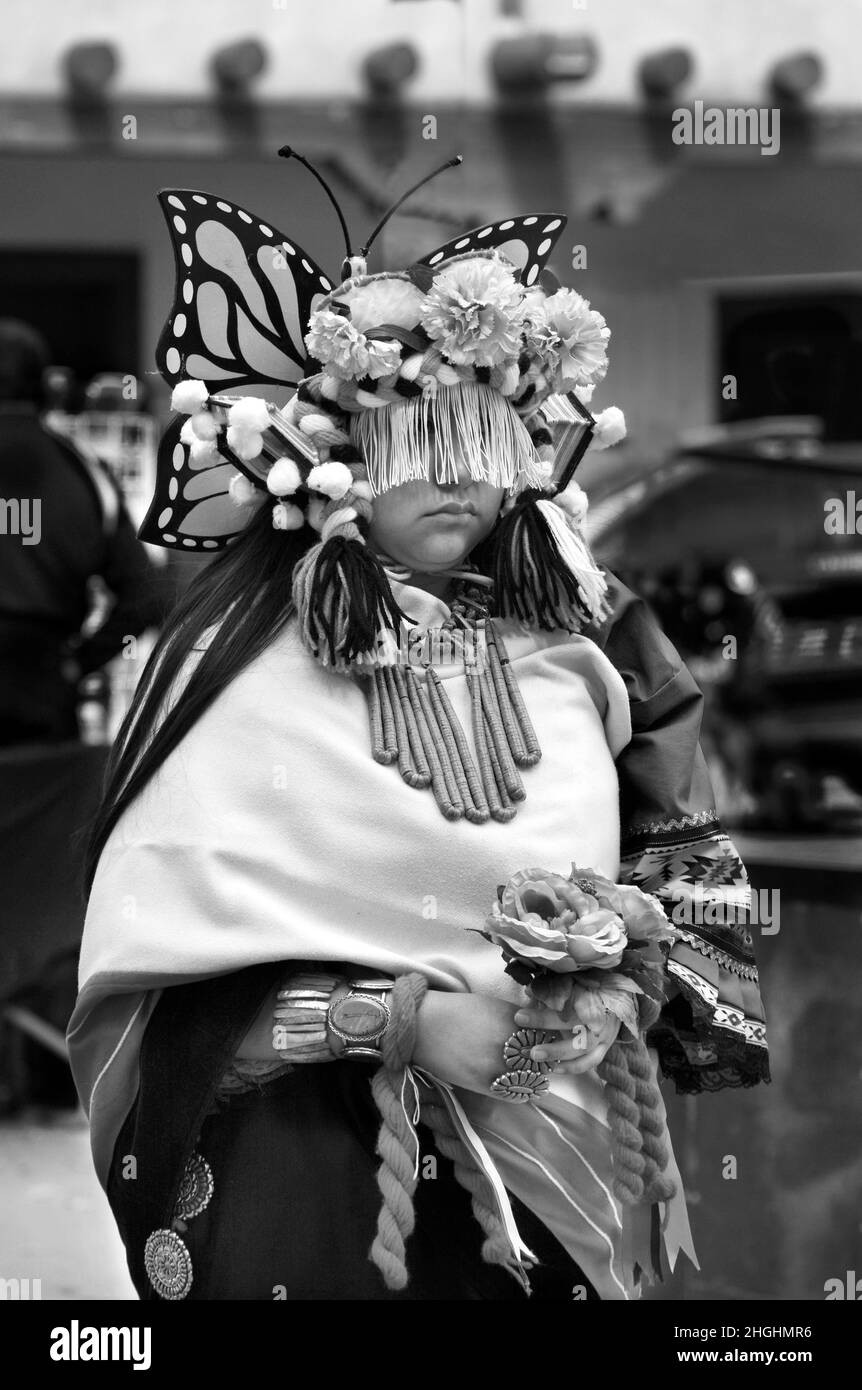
[0,318,162,747]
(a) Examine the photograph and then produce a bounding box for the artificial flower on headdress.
[419,253,525,368]
[305,310,403,382]
[335,275,426,333]
[524,289,610,390]
[144,150,628,673]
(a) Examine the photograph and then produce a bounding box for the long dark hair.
[84,504,315,892]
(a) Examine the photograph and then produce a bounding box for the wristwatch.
[327,977,393,1061]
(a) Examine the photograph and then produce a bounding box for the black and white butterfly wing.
[146,191,335,551]
[139,415,258,552]
[417,214,567,287]
[155,189,335,394]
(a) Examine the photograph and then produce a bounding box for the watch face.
[331,996,388,1040]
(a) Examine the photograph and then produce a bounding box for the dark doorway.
[719,290,862,441]
[0,250,139,401]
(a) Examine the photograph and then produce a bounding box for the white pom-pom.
[190,411,218,442]
[189,438,221,466]
[171,380,209,414]
[227,396,271,433]
[229,472,259,507]
[306,460,353,500]
[554,480,589,527]
[591,406,626,450]
[272,501,305,531]
[226,425,263,462]
[179,418,197,446]
[266,456,303,496]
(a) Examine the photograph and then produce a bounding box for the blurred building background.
[0,0,860,1302]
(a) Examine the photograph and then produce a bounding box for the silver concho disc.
[174,1151,214,1221]
[144,1228,193,1300]
[490,1069,551,1103]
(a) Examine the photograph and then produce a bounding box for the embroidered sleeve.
[592,571,770,1095]
[620,815,769,1093]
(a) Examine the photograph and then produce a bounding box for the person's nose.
[437,455,473,491]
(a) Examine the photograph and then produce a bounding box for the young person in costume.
[68,152,769,1301]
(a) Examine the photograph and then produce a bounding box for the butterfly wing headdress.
[142,190,333,550]
[144,152,618,554]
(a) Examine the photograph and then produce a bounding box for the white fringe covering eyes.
[349,381,548,496]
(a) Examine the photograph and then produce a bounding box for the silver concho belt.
[143,1150,213,1300]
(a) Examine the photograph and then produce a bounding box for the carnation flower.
[305,309,402,381]
[526,289,610,388]
[334,275,425,333]
[419,254,525,367]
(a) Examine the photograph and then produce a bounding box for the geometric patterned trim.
[668,960,768,1048]
[622,811,722,858]
[672,928,761,981]
[670,959,717,1006]
[625,809,718,838]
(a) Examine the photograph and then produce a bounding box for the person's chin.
[413,532,478,570]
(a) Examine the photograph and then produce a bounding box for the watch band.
[272,972,346,1062]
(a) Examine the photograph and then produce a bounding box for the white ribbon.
[416,1070,537,1265]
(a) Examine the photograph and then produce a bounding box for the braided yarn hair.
[368,973,532,1293]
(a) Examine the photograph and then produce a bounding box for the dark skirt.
[182,1060,599,1301]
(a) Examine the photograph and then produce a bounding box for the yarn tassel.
[535,499,610,624]
[488,489,610,631]
[292,533,413,669]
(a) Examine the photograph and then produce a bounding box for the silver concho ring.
[502,1027,561,1075]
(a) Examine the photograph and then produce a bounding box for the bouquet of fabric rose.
[478,864,681,1208]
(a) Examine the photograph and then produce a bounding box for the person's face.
[364,429,505,574]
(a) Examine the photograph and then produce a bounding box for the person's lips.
[426,500,478,516]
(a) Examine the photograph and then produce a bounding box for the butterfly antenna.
[360,154,463,260]
[278,145,352,261]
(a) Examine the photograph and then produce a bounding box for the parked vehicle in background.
[589,418,862,832]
